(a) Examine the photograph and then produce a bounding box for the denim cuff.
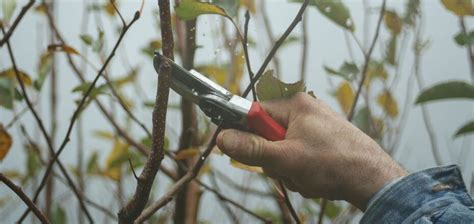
[361,165,473,223]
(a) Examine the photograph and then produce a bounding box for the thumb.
[217,129,279,167]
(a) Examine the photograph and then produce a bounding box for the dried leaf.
[0,125,13,161]
[441,0,474,16]
[0,68,33,86]
[175,0,228,21]
[175,148,200,160]
[384,10,402,35]
[230,159,263,173]
[104,1,117,16]
[335,81,354,114]
[48,44,80,55]
[256,70,306,101]
[377,90,399,118]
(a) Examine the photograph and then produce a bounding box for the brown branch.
[0,173,50,224]
[260,0,281,75]
[279,181,300,223]
[243,0,310,96]
[317,199,327,224]
[243,10,257,101]
[347,0,386,121]
[300,11,308,81]
[0,0,34,47]
[2,26,94,223]
[117,0,172,222]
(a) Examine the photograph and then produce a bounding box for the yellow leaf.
[336,81,354,114]
[103,140,129,181]
[103,168,121,181]
[0,68,33,86]
[364,62,388,88]
[48,44,80,55]
[175,148,200,160]
[384,10,402,35]
[93,130,114,140]
[377,91,399,118]
[230,159,263,173]
[175,0,228,21]
[240,0,256,13]
[441,0,474,16]
[104,1,117,16]
[0,125,13,161]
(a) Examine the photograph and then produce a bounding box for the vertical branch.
[243,11,257,101]
[300,11,308,81]
[260,0,281,75]
[278,181,300,223]
[459,17,474,82]
[117,0,172,222]
[0,174,50,224]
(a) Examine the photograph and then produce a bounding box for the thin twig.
[0,0,34,47]
[300,11,308,81]
[117,1,171,222]
[111,0,126,28]
[317,199,327,224]
[243,0,310,96]
[279,180,300,224]
[243,10,257,101]
[128,159,139,181]
[0,174,50,224]
[2,26,94,223]
[260,0,281,75]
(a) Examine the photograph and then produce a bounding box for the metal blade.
[153,52,232,104]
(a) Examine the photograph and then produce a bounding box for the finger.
[216,129,281,167]
[259,99,292,127]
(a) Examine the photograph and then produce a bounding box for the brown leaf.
[175,148,200,160]
[48,44,80,55]
[0,68,33,86]
[0,125,13,161]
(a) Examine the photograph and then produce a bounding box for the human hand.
[216,93,407,210]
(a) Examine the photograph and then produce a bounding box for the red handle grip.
[246,102,286,141]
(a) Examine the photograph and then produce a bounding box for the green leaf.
[2,0,17,23]
[26,148,41,178]
[292,0,354,31]
[324,61,359,80]
[353,107,370,134]
[212,0,240,17]
[256,70,306,101]
[454,120,474,137]
[175,0,228,21]
[415,81,474,104]
[325,201,342,219]
[34,52,53,90]
[52,205,66,224]
[454,31,474,46]
[385,36,397,66]
[86,151,100,174]
[80,34,93,46]
[72,82,108,99]
[0,79,14,109]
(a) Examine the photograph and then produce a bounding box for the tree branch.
[117,0,172,222]
[0,0,34,47]
[0,173,50,224]
[243,10,257,101]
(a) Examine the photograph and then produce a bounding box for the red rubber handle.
[246,102,286,141]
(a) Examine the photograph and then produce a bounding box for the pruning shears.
[153,52,286,141]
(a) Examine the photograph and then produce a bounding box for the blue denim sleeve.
[361,165,474,223]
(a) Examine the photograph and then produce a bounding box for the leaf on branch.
[104,1,117,16]
[415,81,474,104]
[25,146,41,182]
[0,124,13,161]
[87,151,100,175]
[230,158,263,173]
[454,120,474,137]
[175,148,200,160]
[292,0,355,31]
[72,82,108,99]
[384,10,403,35]
[213,0,240,17]
[324,61,359,81]
[48,44,80,55]
[335,81,354,114]
[440,0,474,16]
[385,35,397,66]
[353,106,370,134]
[80,34,94,46]
[377,90,399,118]
[364,61,388,88]
[104,140,129,181]
[175,0,229,21]
[141,39,162,58]
[0,79,15,109]
[34,52,53,90]
[256,70,306,101]
[454,31,474,46]
[2,0,17,24]
[0,68,33,86]
[93,130,115,141]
